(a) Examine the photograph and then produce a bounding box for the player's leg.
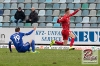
[50,30,63,46]
[69,32,75,50]
[50,30,64,46]
[18,42,31,53]
[28,39,39,53]
[17,41,36,53]
[63,40,68,45]
[20,40,35,53]
[50,40,63,47]
[54,36,68,45]
[50,30,68,46]
[28,39,35,52]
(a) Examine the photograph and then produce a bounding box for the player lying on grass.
[8,27,39,53]
[50,8,81,50]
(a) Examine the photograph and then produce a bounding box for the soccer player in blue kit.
[8,27,39,53]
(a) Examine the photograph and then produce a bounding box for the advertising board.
[35,28,100,45]
[0,28,100,45]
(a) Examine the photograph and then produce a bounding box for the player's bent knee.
[32,40,35,43]
[69,32,75,38]
[63,40,68,45]
[72,35,75,38]
[31,40,35,44]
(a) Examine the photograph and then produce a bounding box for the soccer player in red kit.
[50,8,81,50]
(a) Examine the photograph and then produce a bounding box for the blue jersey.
[8,30,34,52]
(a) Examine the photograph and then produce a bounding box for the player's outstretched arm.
[8,41,12,53]
[23,27,36,35]
[69,8,81,17]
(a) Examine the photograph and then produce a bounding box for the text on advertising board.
[0,34,5,43]
[35,28,100,44]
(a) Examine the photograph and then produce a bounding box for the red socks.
[70,38,75,47]
[55,41,63,45]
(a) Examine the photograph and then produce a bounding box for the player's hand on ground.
[33,27,36,30]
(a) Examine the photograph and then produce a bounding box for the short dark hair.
[18,7,21,10]
[15,27,20,32]
[65,8,70,12]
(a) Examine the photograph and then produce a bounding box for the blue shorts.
[18,42,31,52]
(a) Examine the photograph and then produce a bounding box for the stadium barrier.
[0,28,100,45]
[35,28,100,45]
[0,45,100,50]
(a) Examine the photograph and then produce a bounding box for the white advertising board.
[0,28,35,43]
[35,28,100,45]
[0,28,100,45]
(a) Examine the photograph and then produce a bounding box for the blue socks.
[31,40,35,52]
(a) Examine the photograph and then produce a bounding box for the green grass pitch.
[0,48,99,66]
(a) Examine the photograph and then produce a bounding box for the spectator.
[26,7,38,23]
[14,7,25,23]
